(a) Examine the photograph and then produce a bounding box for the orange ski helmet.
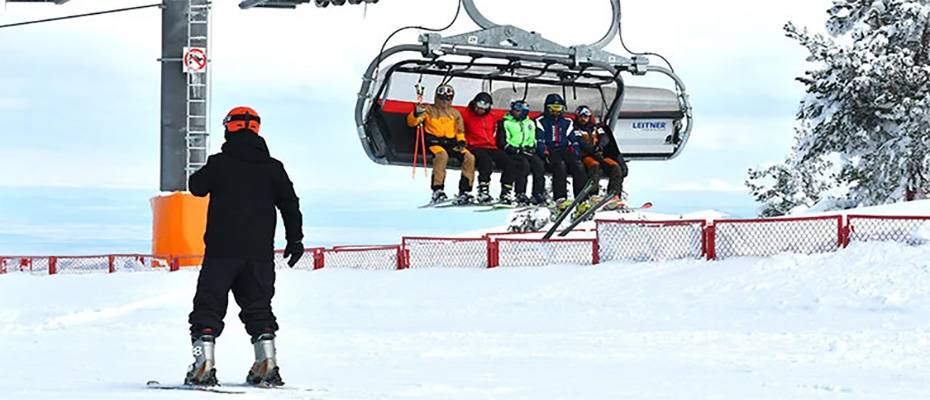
[223,106,261,134]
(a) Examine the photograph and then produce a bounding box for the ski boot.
[453,191,475,205]
[246,333,284,387]
[476,183,494,204]
[498,185,515,205]
[572,198,596,222]
[514,193,531,206]
[185,334,218,386]
[530,193,548,206]
[431,189,448,204]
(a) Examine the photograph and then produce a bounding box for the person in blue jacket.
[535,94,588,202]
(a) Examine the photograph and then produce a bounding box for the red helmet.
[223,106,261,134]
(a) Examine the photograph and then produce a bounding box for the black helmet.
[470,92,493,111]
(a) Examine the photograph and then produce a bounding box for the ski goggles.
[436,85,455,98]
[576,106,593,117]
[510,102,530,112]
[474,100,491,110]
[546,104,564,113]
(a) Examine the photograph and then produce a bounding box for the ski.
[473,203,519,212]
[418,199,455,208]
[433,201,486,209]
[146,381,245,394]
[558,195,651,237]
[542,178,598,240]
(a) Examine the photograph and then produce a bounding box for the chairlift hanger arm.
[461,0,621,50]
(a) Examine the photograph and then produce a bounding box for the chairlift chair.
[354,0,693,171]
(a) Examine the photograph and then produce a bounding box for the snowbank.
[2,241,929,399]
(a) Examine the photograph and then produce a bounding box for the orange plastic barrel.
[151,192,209,267]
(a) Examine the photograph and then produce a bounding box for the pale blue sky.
[0,0,834,253]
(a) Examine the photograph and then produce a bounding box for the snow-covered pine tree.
[747,0,930,216]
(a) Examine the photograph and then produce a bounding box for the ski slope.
[2,240,929,399]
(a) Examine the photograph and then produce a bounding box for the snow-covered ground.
[2,241,929,399]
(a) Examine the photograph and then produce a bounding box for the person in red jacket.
[462,92,515,204]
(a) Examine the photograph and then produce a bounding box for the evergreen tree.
[748,0,930,216]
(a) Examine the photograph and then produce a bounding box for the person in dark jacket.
[535,94,588,202]
[185,106,304,388]
[462,92,515,204]
[573,105,628,197]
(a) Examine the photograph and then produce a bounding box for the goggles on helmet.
[436,85,455,98]
[546,104,564,113]
[474,100,491,110]
[511,101,530,112]
[576,106,593,117]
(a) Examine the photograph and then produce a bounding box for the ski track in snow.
[1,242,929,399]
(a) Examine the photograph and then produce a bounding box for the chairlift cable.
[0,3,161,30]
[373,0,463,84]
[615,1,675,73]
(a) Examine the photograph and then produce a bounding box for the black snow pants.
[471,148,515,189]
[510,153,546,197]
[546,148,588,200]
[189,257,278,339]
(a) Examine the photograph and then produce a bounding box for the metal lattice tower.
[184,0,210,185]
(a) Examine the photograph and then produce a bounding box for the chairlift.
[354,0,693,170]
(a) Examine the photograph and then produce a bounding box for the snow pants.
[546,148,588,200]
[583,155,628,195]
[189,257,278,339]
[429,143,475,195]
[510,153,546,197]
[471,147,515,191]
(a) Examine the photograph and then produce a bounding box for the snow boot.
[185,334,218,386]
[246,333,284,387]
[476,183,494,204]
[515,193,531,206]
[431,189,448,204]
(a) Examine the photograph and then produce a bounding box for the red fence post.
[314,249,326,270]
[170,256,180,272]
[840,216,850,248]
[592,239,600,265]
[704,224,717,261]
[487,239,499,268]
[0,257,5,275]
[836,215,845,248]
[108,255,116,274]
[48,257,57,275]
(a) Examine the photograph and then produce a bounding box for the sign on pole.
[183,47,207,73]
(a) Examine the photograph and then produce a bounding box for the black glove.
[593,153,606,163]
[414,105,427,118]
[454,140,467,153]
[522,146,536,157]
[283,241,304,268]
[504,145,519,155]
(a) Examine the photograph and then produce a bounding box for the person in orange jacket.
[407,84,477,204]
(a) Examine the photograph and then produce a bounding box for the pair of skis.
[147,380,317,394]
[543,178,653,238]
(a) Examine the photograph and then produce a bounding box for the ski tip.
[146,380,160,386]
[642,202,653,209]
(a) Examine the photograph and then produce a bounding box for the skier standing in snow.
[573,105,628,199]
[462,92,516,204]
[185,106,304,387]
[406,84,477,204]
[498,100,547,205]
[535,94,588,204]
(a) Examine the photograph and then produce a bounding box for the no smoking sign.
[183,47,207,73]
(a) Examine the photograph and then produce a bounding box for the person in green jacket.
[497,100,547,205]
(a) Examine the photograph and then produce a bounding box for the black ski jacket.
[189,132,303,261]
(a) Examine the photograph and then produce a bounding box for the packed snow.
[2,240,929,399]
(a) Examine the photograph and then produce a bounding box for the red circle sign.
[184,48,207,72]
